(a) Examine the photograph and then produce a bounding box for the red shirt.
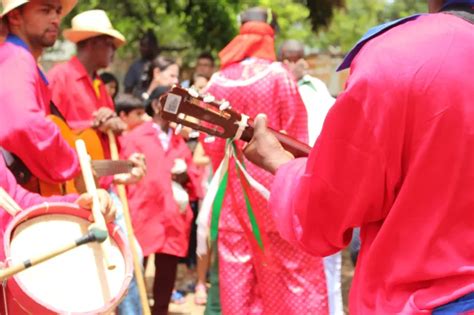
[48,56,116,182]
[269,13,474,314]
[48,56,114,130]
[119,121,198,257]
[0,38,79,183]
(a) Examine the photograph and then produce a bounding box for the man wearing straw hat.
[48,10,127,143]
[0,0,81,189]
[48,10,145,203]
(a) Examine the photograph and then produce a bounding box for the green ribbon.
[208,140,265,251]
[240,172,264,250]
[210,171,228,242]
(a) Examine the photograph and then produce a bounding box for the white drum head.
[9,214,128,313]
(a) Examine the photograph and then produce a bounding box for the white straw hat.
[1,0,77,17]
[63,9,126,48]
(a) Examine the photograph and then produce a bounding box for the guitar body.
[37,116,105,196]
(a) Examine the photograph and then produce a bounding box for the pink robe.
[119,122,199,257]
[269,13,474,314]
[204,58,328,314]
[0,40,79,183]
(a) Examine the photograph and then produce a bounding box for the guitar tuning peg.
[203,94,216,103]
[175,124,183,135]
[187,87,199,98]
[219,100,230,111]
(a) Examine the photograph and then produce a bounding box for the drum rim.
[3,202,133,314]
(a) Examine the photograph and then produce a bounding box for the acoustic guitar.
[35,115,133,196]
[157,86,311,158]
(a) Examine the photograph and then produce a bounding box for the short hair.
[145,86,170,116]
[240,7,278,30]
[100,72,118,85]
[140,29,158,47]
[197,52,214,64]
[115,93,145,115]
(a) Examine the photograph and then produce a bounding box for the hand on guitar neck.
[243,114,295,174]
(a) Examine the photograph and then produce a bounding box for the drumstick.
[0,187,22,216]
[75,140,116,270]
[107,130,151,315]
[0,228,107,281]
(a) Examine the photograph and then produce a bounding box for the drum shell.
[1,202,133,314]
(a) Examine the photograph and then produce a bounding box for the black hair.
[140,29,158,47]
[100,72,119,99]
[115,94,145,115]
[197,52,215,64]
[145,86,170,117]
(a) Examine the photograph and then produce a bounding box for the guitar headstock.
[158,85,252,141]
[158,85,312,158]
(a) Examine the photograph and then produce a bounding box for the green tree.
[315,0,427,53]
[60,0,428,60]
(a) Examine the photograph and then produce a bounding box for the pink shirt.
[269,13,474,314]
[0,39,79,183]
[119,122,197,257]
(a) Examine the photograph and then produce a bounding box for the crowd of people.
[0,0,472,314]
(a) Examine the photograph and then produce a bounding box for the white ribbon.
[232,114,249,142]
[196,144,231,257]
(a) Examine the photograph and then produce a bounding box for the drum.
[1,202,132,314]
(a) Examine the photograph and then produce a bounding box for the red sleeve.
[0,50,80,183]
[269,81,387,257]
[1,158,77,212]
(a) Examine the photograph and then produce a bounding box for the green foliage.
[60,0,428,61]
[316,0,427,53]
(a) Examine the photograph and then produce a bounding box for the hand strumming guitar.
[92,107,126,134]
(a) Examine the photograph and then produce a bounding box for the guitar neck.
[239,123,311,158]
[91,160,134,177]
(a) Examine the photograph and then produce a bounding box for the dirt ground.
[145,249,355,315]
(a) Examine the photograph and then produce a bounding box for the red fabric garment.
[218,21,276,69]
[119,121,196,257]
[48,56,116,187]
[48,56,114,130]
[269,13,474,314]
[0,42,79,183]
[0,157,78,261]
[203,58,328,314]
